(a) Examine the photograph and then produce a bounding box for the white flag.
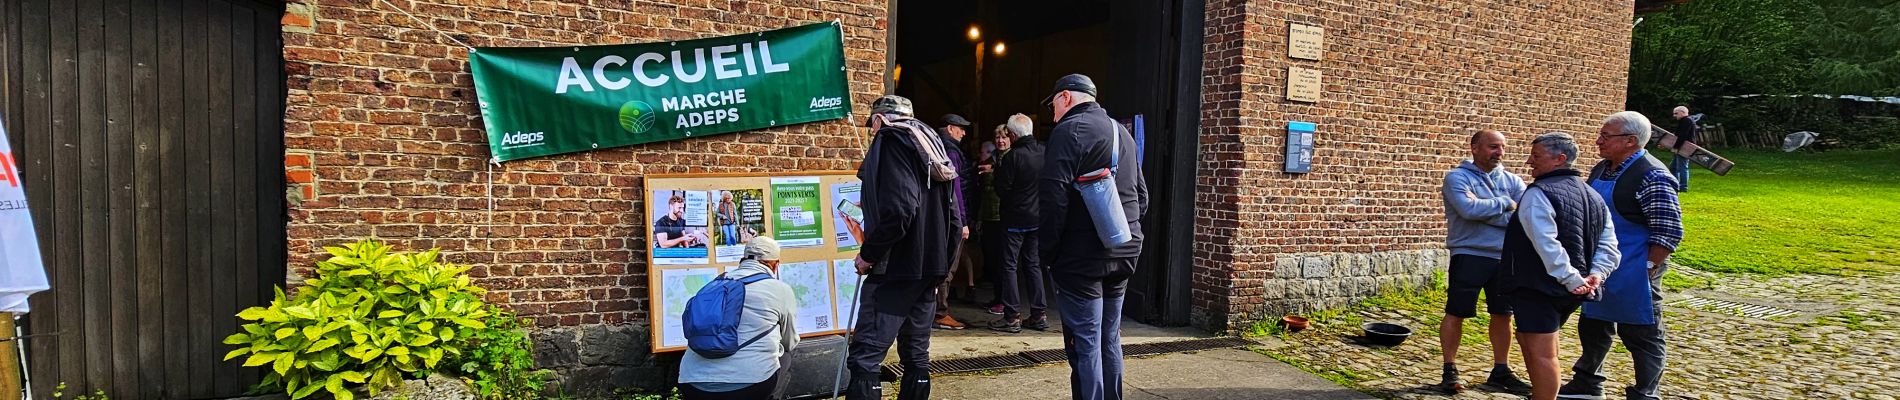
[0,114,50,314]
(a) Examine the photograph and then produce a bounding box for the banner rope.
[376,0,474,49]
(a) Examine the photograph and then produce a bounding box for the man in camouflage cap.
[844,95,963,400]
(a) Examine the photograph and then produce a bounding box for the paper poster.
[0,118,49,314]
[832,259,862,329]
[658,267,720,348]
[832,182,863,252]
[770,177,824,248]
[652,190,712,265]
[778,261,836,334]
[712,189,767,263]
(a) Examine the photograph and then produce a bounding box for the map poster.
[770,177,824,248]
[658,267,720,348]
[832,259,863,329]
[712,188,767,263]
[778,261,836,334]
[651,189,712,265]
[832,182,863,252]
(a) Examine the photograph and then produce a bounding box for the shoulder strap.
[1109,124,1122,171]
[736,326,774,350]
[737,272,772,284]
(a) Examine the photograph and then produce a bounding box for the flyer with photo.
[711,188,767,263]
[651,190,712,265]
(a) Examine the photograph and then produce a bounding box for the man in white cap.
[678,236,799,400]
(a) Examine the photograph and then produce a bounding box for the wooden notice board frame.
[644,171,864,353]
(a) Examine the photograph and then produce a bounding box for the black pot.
[1361,322,1412,346]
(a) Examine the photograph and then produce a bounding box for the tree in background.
[1628,0,1900,148]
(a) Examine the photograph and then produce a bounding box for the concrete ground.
[924,346,1374,400]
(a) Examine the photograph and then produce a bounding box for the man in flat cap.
[932,113,978,331]
[1038,74,1147,400]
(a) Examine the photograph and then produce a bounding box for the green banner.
[470,22,852,162]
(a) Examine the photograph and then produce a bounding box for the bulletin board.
[644,171,866,353]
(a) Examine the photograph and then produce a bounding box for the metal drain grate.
[879,337,1257,380]
[1668,296,1801,320]
[1019,348,1067,363]
[881,353,1037,380]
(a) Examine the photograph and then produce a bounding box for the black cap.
[866,95,914,126]
[942,114,972,129]
[1040,73,1098,106]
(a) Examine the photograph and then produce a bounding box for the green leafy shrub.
[449,310,552,399]
[52,383,110,400]
[225,240,493,400]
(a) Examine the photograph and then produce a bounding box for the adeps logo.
[619,100,659,134]
[500,131,544,147]
[809,96,843,112]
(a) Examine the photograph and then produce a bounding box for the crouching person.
[679,237,799,400]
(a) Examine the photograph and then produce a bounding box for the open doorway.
[886,0,1206,359]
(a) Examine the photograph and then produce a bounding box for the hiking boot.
[934,315,966,330]
[1022,316,1051,332]
[1435,367,1464,394]
[1480,366,1532,395]
[986,304,1005,315]
[988,318,1022,333]
[1556,380,1605,400]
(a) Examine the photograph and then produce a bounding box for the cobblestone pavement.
[1260,266,1900,399]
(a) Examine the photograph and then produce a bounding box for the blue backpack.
[683,272,774,359]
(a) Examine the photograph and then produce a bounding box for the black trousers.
[679,372,780,400]
[992,230,1045,320]
[846,276,944,379]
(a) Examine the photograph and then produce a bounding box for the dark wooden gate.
[0,0,286,398]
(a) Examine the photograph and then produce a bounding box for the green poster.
[771,176,824,248]
[470,22,852,162]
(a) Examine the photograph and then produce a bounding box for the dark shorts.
[1506,292,1582,334]
[1445,254,1512,318]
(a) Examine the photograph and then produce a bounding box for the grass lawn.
[1672,147,1900,275]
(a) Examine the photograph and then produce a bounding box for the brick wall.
[1192,0,1632,330]
[279,0,889,392]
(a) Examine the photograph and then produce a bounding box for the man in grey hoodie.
[1437,130,1532,395]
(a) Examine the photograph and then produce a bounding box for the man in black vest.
[1498,132,1620,400]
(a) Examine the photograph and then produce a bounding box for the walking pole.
[830,273,867,400]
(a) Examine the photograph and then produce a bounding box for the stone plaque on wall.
[1289,23,1324,60]
[1287,66,1322,102]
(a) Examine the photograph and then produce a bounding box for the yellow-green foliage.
[225,240,493,400]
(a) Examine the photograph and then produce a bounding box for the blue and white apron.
[1582,151,1658,325]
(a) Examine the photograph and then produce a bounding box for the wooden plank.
[1,0,11,113]
[204,0,237,394]
[76,0,113,389]
[130,0,167,395]
[253,0,286,315]
[103,0,139,395]
[156,0,190,394]
[229,3,262,390]
[13,0,59,393]
[49,0,87,390]
[182,0,214,394]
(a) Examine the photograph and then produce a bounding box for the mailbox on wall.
[1286,121,1315,174]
